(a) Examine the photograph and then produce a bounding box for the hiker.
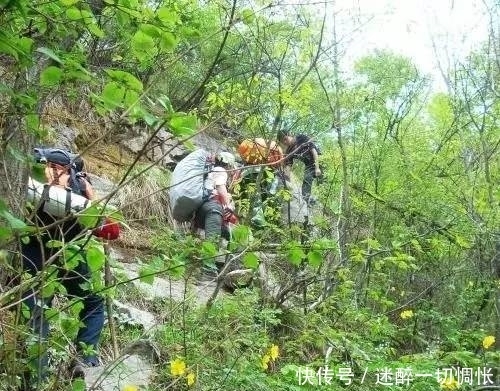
[21,148,107,384]
[277,130,322,205]
[235,138,284,226]
[170,149,238,243]
[193,151,238,242]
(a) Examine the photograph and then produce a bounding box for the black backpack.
[33,147,88,197]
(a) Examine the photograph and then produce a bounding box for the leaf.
[25,114,40,133]
[168,113,198,137]
[140,24,161,38]
[139,265,155,285]
[455,235,471,249]
[66,7,82,20]
[60,0,80,5]
[46,240,64,248]
[77,204,101,228]
[243,252,259,269]
[36,47,63,64]
[105,69,143,91]
[200,240,217,258]
[87,245,105,271]
[159,32,176,52]
[87,23,105,38]
[232,225,252,246]
[17,37,33,56]
[40,66,63,87]
[0,210,26,230]
[123,90,140,109]
[157,7,179,26]
[71,378,86,391]
[101,81,125,109]
[0,227,12,243]
[307,250,322,268]
[287,247,305,266]
[131,30,155,56]
[241,9,255,25]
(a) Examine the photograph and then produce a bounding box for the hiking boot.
[69,360,85,380]
[69,357,99,380]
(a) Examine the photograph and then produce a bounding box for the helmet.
[217,151,236,167]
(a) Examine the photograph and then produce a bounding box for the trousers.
[194,199,223,240]
[20,214,104,381]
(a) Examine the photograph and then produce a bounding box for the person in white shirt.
[193,151,236,240]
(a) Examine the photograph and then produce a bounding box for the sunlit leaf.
[139,265,155,285]
[243,252,259,269]
[287,247,305,266]
[168,113,197,137]
[66,7,82,20]
[160,32,177,51]
[307,250,322,268]
[60,0,80,5]
[36,47,64,64]
[101,81,125,109]
[0,210,26,230]
[241,9,255,25]
[140,24,161,38]
[40,66,63,87]
[87,23,105,38]
[131,30,155,55]
[87,245,105,271]
[157,7,179,26]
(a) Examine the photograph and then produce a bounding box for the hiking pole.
[103,242,119,359]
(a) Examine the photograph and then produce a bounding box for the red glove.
[223,208,238,225]
[93,218,121,240]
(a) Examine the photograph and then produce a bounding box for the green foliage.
[1,0,498,389]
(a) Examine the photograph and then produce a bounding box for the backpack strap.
[65,188,72,215]
[202,156,214,202]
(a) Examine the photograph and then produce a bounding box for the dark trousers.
[194,199,223,240]
[302,165,324,203]
[21,216,104,380]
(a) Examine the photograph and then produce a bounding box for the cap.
[277,129,290,142]
[217,151,236,167]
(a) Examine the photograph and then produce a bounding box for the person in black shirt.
[278,130,322,205]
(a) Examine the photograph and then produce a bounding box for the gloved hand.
[93,217,121,240]
[223,207,238,225]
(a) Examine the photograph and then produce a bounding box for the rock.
[120,129,188,169]
[113,300,156,330]
[84,355,152,391]
[223,269,254,290]
[52,124,79,150]
[115,262,225,306]
[87,174,116,200]
[191,132,229,153]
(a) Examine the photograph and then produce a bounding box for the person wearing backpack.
[277,130,322,206]
[170,149,237,241]
[193,151,237,241]
[21,148,105,384]
[235,138,284,227]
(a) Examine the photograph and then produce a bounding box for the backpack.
[169,149,213,222]
[237,138,283,166]
[27,147,91,216]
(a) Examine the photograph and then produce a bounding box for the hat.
[277,129,290,142]
[217,151,236,167]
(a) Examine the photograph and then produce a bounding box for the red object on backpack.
[93,218,121,240]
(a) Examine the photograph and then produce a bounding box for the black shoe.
[70,361,85,380]
[69,357,98,380]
